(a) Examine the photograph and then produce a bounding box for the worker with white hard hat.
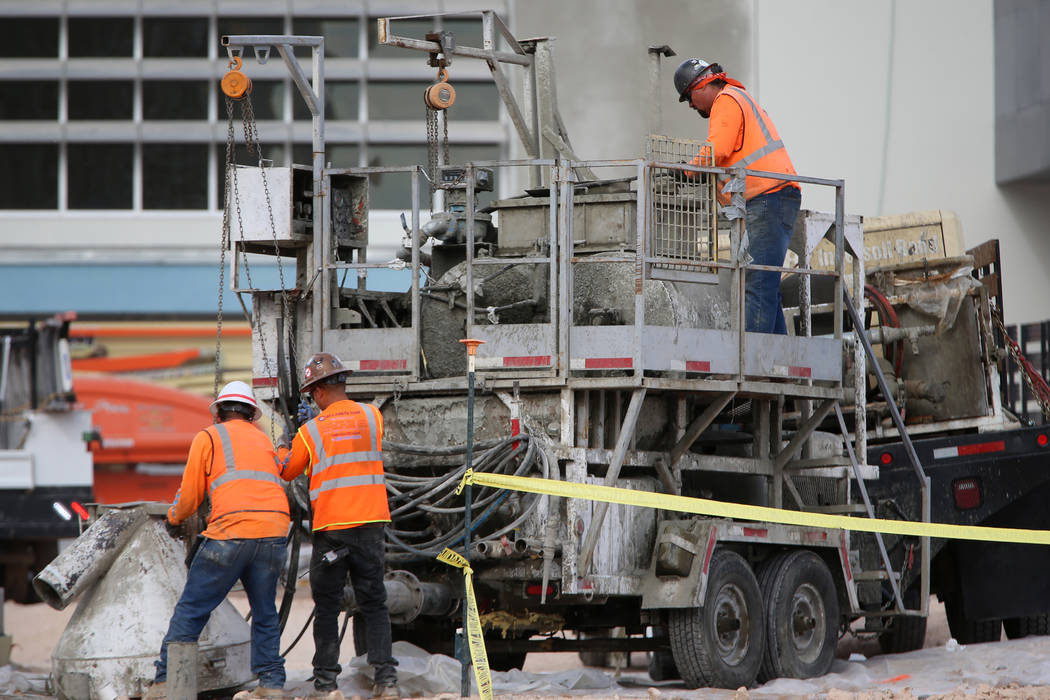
[674,57,801,334]
[278,352,399,700]
[146,380,292,700]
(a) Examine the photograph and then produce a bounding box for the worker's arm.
[277,427,312,480]
[706,93,746,165]
[168,430,212,525]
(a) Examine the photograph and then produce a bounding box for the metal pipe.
[33,506,149,610]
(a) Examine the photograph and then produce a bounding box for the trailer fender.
[640,519,721,609]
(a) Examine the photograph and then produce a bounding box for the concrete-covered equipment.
[34,504,252,700]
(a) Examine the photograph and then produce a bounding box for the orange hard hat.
[301,352,349,392]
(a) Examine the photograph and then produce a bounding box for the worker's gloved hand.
[277,427,293,451]
[297,399,318,424]
[164,519,185,540]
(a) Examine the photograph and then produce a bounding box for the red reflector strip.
[585,357,633,369]
[805,531,828,542]
[934,441,1006,459]
[686,360,711,372]
[252,377,279,387]
[701,529,718,575]
[358,359,408,371]
[503,355,551,367]
[525,584,555,596]
[71,501,89,520]
[742,527,768,537]
[788,366,812,378]
[840,533,852,582]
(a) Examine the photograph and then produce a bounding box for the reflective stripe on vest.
[209,423,286,494]
[725,87,784,168]
[716,86,796,203]
[304,405,385,503]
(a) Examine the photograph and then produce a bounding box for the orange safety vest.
[205,421,289,526]
[299,400,390,531]
[714,86,798,202]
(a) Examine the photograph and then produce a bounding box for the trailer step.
[802,503,870,515]
[853,569,899,581]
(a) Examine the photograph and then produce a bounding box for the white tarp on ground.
[8,636,1050,698]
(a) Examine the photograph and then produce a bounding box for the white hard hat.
[210,380,262,421]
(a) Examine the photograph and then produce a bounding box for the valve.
[424,68,456,110]
[221,56,252,99]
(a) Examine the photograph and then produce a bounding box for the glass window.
[220,80,283,121]
[218,17,283,39]
[293,18,358,58]
[143,144,208,209]
[2,19,57,57]
[68,18,133,57]
[293,82,358,121]
[143,81,209,120]
[0,144,57,209]
[0,81,58,120]
[366,144,428,210]
[368,81,498,121]
[293,144,359,169]
[68,144,133,209]
[144,17,209,58]
[68,81,133,120]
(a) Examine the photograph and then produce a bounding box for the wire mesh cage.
[646,135,719,270]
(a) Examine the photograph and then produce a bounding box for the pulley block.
[221,56,253,99]
[424,68,456,110]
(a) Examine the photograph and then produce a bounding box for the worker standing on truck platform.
[146,380,291,700]
[277,352,399,700]
[675,58,801,334]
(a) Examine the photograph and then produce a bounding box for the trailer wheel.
[647,649,679,681]
[756,550,838,681]
[876,585,927,654]
[1004,614,1050,639]
[944,598,1001,644]
[668,549,764,689]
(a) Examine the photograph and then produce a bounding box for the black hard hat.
[673,58,712,102]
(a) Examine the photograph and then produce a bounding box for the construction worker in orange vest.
[674,58,802,334]
[146,381,291,700]
[277,352,399,700]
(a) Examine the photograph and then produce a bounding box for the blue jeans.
[310,525,397,689]
[744,186,801,334]
[155,536,288,688]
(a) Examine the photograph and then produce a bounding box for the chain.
[215,97,236,396]
[426,105,439,198]
[992,311,1050,419]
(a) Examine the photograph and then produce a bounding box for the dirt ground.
[6,588,1050,700]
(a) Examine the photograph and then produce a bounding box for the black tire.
[647,649,680,681]
[877,586,927,654]
[1003,614,1050,639]
[756,550,838,681]
[945,597,1001,644]
[668,549,764,689]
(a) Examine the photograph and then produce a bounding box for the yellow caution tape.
[436,548,493,700]
[462,471,1050,545]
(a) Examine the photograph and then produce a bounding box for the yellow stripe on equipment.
[462,471,1050,546]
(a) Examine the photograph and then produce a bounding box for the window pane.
[293,82,358,121]
[293,18,358,58]
[366,144,427,210]
[68,81,133,120]
[220,80,283,120]
[143,144,208,209]
[293,144,359,169]
[68,144,132,209]
[0,144,57,208]
[69,18,133,57]
[144,17,209,58]
[0,81,58,119]
[368,81,499,121]
[218,18,283,38]
[143,81,208,120]
[1,19,57,57]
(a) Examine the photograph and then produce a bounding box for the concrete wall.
[509,0,1050,324]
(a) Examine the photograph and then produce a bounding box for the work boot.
[310,684,342,700]
[249,687,286,699]
[372,683,400,700]
[143,682,166,700]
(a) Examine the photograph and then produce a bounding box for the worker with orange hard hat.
[674,57,801,334]
[146,380,292,700]
[278,352,399,700]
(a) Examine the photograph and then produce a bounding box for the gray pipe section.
[342,571,453,623]
[32,507,149,610]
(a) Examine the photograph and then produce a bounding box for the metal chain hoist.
[425,64,454,197]
[218,56,296,436]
